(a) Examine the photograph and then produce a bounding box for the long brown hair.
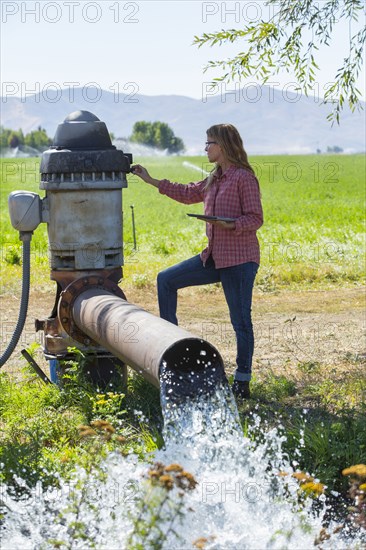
[205,124,254,187]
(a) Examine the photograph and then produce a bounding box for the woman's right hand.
[131,165,160,188]
[131,164,151,183]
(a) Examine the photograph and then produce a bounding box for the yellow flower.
[165,463,184,473]
[107,392,120,399]
[314,527,331,544]
[300,481,325,496]
[90,420,115,432]
[78,426,97,438]
[342,464,366,478]
[159,474,174,490]
[292,471,313,482]
[193,536,216,549]
[193,538,209,549]
[176,471,198,491]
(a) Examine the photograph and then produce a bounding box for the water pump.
[4,111,228,400]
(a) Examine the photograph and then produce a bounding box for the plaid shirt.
[158,165,263,268]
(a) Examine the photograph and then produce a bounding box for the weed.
[253,372,297,400]
[342,464,366,529]
[126,461,197,549]
[152,239,177,255]
[0,369,86,495]
[0,352,161,497]
[297,361,321,374]
[256,267,278,293]
[47,420,132,549]
[304,376,365,413]
[92,392,126,420]
[4,246,21,265]
[132,273,151,289]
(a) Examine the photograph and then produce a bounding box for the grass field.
[1,154,365,293]
[1,155,365,540]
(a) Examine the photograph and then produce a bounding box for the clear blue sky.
[1,0,365,101]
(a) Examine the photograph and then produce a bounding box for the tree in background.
[24,126,51,149]
[130,121,154,147]
[8,129,25,149]
[0,127,24,149]
[327,145,344,153]
[130,121,185,153]
[0,126,51,151]
[194,0,365,123]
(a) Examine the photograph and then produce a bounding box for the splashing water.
[1,373,364,548]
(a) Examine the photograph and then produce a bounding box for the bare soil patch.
[1,285,365,385]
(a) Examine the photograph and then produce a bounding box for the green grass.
[1,355,365,506]
[1,154,365,533]
[234,349,366,500]
[1,154,365,292]
[0,354,162,496]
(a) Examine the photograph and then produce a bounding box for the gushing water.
[0,373,363,549]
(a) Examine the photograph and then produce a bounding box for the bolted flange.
[58,275,126,345]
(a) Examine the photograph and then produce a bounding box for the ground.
[2,285,365,392]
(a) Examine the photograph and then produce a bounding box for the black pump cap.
[65,111,100,123]
[52,110,114,150]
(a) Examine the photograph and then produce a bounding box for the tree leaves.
[130,121,185,154]
[194,0,365,124]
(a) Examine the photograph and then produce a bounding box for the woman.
[132,124,263,399]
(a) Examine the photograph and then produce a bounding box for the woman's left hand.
[207,220,236,230]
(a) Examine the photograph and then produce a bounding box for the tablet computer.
[187,213,236,223]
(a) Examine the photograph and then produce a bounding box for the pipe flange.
[58,275,126,345]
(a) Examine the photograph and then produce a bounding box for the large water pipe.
[70,288,227,400]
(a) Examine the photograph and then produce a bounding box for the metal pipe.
[21,349,52,384]
[72,288,228,400]
[130,204,137,250]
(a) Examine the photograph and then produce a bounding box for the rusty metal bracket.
[58,275,126,345]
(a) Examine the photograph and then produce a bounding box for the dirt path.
[1,285,365,381]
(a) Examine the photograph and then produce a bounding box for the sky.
[0,0,365,102]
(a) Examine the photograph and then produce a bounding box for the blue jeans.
[157,255,259,382]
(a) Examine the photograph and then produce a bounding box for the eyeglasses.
[205,141,217,146]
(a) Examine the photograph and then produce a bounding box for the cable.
[0,235,31,367]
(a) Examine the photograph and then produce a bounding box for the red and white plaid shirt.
[159,165,263,268]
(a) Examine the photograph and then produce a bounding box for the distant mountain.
[1,86,365,154]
